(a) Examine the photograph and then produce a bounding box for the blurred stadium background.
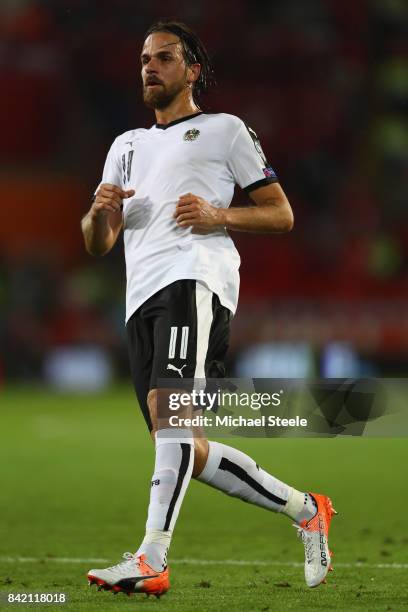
[1,0,408,391]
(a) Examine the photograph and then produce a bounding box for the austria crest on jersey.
[183,128,200,141]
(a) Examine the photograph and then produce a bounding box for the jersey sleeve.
[227,120,279,193]
[94,139,122,193]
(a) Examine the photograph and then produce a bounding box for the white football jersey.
[97,112,278,322]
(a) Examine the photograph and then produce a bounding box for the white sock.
[197,441,290,512]
[283,489,317,524]
[197,441,316,522]
[136,529,171,572]
[138,428,194,571]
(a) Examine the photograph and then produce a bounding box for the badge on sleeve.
[263,166,277,179]
[245,124,268,165]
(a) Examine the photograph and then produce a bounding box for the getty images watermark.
[167,388,307,429]
[157,378,408,438]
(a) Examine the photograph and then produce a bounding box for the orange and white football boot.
[294,493,337,588]
[87,552,169,598]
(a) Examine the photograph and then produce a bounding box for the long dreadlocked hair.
[144,20,216,106]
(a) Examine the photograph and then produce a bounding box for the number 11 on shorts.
[168,326,189,359]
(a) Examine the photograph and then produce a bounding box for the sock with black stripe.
[137,428,194,571]
[196,441,317,523]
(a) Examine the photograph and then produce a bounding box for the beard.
[143,79,185,110]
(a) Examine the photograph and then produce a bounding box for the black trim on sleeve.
[243,176,279,194]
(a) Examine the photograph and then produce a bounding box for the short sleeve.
[94,139,122,194]
[227,121,279,194]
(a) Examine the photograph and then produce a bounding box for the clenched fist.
[174,193,226,230]
[91,184,135,218]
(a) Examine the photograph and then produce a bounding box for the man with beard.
[82,21,336,598]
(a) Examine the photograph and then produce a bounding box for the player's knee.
[147,387,182,423]
[148,388,208,476]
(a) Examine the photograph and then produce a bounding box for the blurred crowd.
[1,0,407,384]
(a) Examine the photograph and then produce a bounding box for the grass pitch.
[0,386,407,611]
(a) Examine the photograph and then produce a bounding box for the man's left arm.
[174,182,293,233]
[223,182,293,233]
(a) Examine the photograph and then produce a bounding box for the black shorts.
[126,280,232,431]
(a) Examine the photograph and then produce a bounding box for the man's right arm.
[81,183,134,256]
